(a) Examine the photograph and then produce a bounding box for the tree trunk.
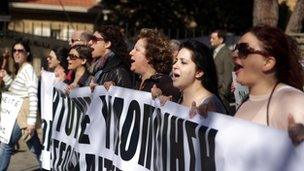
[286,0,304,33]
[253,0,279,27]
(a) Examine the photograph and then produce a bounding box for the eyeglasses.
[233,43,269,59]
[91,35,104,43]
[13,49,26,53]
[68,54,80,60]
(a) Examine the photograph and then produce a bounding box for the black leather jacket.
[94,53,133,88]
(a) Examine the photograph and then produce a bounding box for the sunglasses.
[68,54,80,60]
[13,49,26,53]
[233,43,269,59]
[91,35,104,43]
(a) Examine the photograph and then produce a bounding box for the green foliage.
[99,0,253,37]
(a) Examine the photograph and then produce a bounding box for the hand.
[288,114,304,146]
[89,80,98,92]
[26,125,36,137]
[66,83,77,93]
[189,101,209,119]
[158,95,172,106]
[151,84,162,99]
[104,81,115,91]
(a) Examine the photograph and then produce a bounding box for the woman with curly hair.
[129,28,180,102]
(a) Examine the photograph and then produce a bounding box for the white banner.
[40,71,56,170]
[0,92,23,144]
[43,83,304,171]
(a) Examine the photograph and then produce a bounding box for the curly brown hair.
[137,28,173,75]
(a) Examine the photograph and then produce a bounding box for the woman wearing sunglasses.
[233,26,304,137]
[66,45,94,91]
[0,39,42,170]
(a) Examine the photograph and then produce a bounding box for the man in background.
[210,30,234,115]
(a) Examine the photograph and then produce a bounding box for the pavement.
[8,140,40,171]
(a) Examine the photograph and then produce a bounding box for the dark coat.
[94,53,133,88]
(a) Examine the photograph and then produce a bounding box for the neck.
[141,67,156,82]
[181,81,212,107]
[249,76,278,96]
[74,66,86,84]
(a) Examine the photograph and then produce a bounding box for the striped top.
[3,63,38,125]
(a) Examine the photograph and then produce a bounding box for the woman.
[0,39,42,170]
[46,46,69,82]
[89,25,133,88]
[129,28,180,101]
[171,40,226,115]
[233,25,304,131]
[66,45,93,90]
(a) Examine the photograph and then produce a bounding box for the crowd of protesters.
[0,24,304,170]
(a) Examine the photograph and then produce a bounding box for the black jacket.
[94,53,133,88]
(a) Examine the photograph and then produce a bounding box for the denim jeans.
[0,122,42,171]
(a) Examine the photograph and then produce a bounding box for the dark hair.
[248,25,304,90]
[12,38,32,62]
[51,46,69,73]
[11,39,32,74]
[213,30,226,43]
[180,40,219,96]
[137,28,173,75]
[70,45,93,68]
[95,25,130,68]
[80,31,93,43]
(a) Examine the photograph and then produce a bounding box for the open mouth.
[130,59,135,63]
[172,72,180,80]
[234,64,243,72]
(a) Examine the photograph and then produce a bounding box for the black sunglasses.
[233,43,269,59]
[91,35,104,43]
[68,54,80,60]
[13,49,26,53]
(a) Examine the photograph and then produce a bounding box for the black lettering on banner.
[151,108,162,170]
[100,95,112,149]
[57,141,66,170]
[198,126,217,171]
[55,94,67,132]
[120,100,140,161]
[98,156,103,171]
[74,109,81,139]
[104,158,114,171]
[116,167,123,171]
[65,98,75,136]
[53,139,59,169]
[79,114,91,144]
[42,120,53,151]
[112,97,124,155]
[138,104,155,169]
[62,145,72,170]
[161,112,170,171]
[170,115,185,171]
[185,120,198,171]
[85,153,95,171]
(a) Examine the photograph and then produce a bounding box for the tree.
[286,0,304,33]
[253,0,279,27]
[98,0,253,38]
